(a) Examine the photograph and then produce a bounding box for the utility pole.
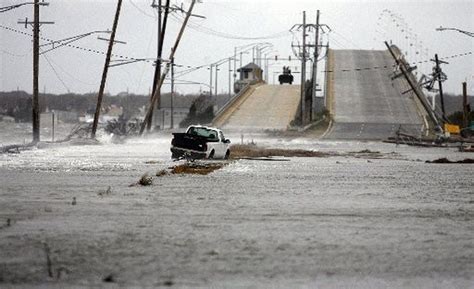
[140,0,197,135]
[148,0,170,131]
[209,64,213,97]
[291,12,330,124]
[32,0,40,142]
[434,54,446,122]
[228,57,231,100]
[462,82,469,128]
[385,41,442,133]
[300,11,307,125]
[18,0,53,143]
[91,0,123,138]
[311,10,320,121]
[170,56,174,129]
[240,52,243,70]
[233,47,237,90]
[148,0,162,131]
[215,63,218,96]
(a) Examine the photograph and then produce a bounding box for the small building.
[234,63,263,93]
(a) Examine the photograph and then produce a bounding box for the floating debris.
[102,274,115,283]
[138,174,153,186]
[426,158,474,164]
[156,169,169,177]
[98,186,112,197]
[230,144,329,159]
[170,162,227,175]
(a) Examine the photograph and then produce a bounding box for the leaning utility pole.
[300,11,307,125]
[139,0,197,135]
[434,54,446,121]
[91,0,123,138]
[147,0,162,131]
[385,41,442,132]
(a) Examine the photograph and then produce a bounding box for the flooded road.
[0,131,473,288]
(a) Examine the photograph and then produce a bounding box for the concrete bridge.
[212,49,427,140]
[213,84,300,132]
[324,49,425,140]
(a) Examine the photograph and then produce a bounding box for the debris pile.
[230,144,329,159]
[170,162,227,175]
[426,158,474,164]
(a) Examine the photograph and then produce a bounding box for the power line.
[128,0,156,19]
[41,52,71,92]
[170,12,289,40]
[1,23,277,73]
[2,23,472,79]
[321,51,473,73]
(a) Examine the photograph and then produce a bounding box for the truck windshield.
[188,127,219,141]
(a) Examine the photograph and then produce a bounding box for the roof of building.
[237,62,262,72]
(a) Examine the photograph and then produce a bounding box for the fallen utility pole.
[91,0,123,139]
[139,0,197,135]
[385,41,442,133]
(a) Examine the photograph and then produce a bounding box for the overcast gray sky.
[1,0,473,96]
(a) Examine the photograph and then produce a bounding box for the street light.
[39,30,113,54]
[0,1,48,13]
[436,26,474,37]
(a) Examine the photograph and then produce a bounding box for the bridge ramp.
[326,49,424,140]
[215,84,300,131]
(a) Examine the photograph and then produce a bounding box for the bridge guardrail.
[212,82,260,127]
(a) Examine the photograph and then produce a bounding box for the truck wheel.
[224,150,230,159]
[279,81,283,85]
[208,150,215,159]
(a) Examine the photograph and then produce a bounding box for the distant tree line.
[179,94,215,128]
[0,90,206,123]
[436,93,473,127]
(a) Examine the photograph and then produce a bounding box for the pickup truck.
[170,125,231,160]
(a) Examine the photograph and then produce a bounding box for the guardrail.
[211,83,255,127]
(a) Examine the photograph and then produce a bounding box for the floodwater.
[0,122,473,288]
